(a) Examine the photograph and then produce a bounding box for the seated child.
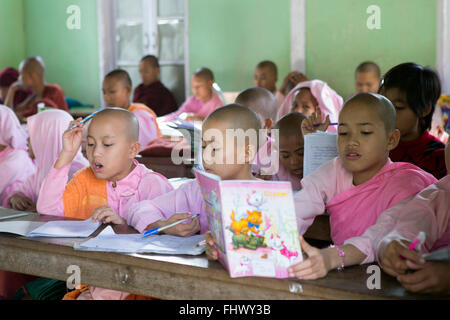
[276,80,343,133]
[234,87,279,176]
[36,108,174,300]
[133,55,178,116]
[163,67,223,122]
[271,112,307,190]
[308,139,450,294]
[2,109,88,210]
[4,56,68,120]
[354,61,381,94]
[245,93,437,279]
[103,69,161,150]
[253,60,285,107]
[0,109,88,300]
[0,67,31,106]
[379,62,447,179]
[0,105,35,207]
[127,104,261,237]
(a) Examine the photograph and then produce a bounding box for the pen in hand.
[143,213,200,237]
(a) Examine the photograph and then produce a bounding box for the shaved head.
[104,69,132,89]
[274,112,307,138]
[344,92,396,132]
[90,108,139,142]
[193,67,214,82]
[355,61,380,78]
[19,56,45,78]
[235,87,278,121]
[256,60,278,77]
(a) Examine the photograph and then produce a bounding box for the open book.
[303,131,338,177]
[194,168,302,278]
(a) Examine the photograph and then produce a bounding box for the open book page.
[26,218,101,238]
[0,220,45,236]
[303,132,338,177]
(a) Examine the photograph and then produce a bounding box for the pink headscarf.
[0,104,28,150]
[276,80,343,133]
[27,109,89,197]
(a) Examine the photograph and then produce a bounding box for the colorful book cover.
[194,168,303,278]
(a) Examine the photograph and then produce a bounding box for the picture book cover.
[194,168,303,278]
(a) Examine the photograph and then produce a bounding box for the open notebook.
[303,131,338,176]
[0,218,101,238]
[74,226,205,255]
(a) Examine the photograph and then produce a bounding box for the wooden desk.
[0,209,442,300]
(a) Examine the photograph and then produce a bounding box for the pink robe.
[132,109,159,150]
[276,80,343,133]
[36,159,174,300]
[345,175,450,264]
[0,105,36,205]
[294,157,437,247]
[164,91,223,121]
[270,163,302,190]
[127,179,208,234]
[252,136,279,176]
[274,90,285,108]
[2,109,88,207]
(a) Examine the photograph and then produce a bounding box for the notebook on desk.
[0,208,36,221]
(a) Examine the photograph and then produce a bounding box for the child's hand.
[288,236,332,280]
[92,206,126,224]
[301,108,330,135]
[204,231,219,260]
[380,239,425,277]
[9,193,36,212]
[55,119,84,168]
[161,213,200,237]
[397,261,450,294]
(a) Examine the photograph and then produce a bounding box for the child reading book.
[379,62,446,179]
[103,69,161,150]
[276,80,343,133]
[275,92,436,280]
[3,109,88,211]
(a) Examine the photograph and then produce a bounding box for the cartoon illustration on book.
[194,168,303,278]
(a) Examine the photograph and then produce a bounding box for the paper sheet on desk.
[74,226,206,255]
[25,218,101,238]
[0,220,45,236]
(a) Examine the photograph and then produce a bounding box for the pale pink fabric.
[276,80,343,133]
[0,147,36,205]
[37,159,173,219]
[252,136,279,176]
[0,105,36,204]
[2,109,89,207]
[131,109,158,150]
[127,179,208,234]
[270,163,302,190]
[274,90,285,108]
[345,175,450,264]
[165,91,223,121]
[0,104,28,150]
[294,157,437,251]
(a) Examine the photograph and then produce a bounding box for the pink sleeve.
[132,110,159,150]
[164,98,192,121]
[127,180,203,233]
[36,163,70,216]
[294,159,340,235]
[9,173,39,203]
[344,182,448,264]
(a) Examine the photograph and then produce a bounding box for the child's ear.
[129,141,141,158]
[387,129,400,151]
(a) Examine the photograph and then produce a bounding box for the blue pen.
[70,108,103,130]
[143,213,200,237]
[313,122,338,127]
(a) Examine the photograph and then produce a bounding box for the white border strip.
[290,0,306,73]
[437,0,450,94]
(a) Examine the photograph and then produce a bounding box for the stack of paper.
[74,226,205,255]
